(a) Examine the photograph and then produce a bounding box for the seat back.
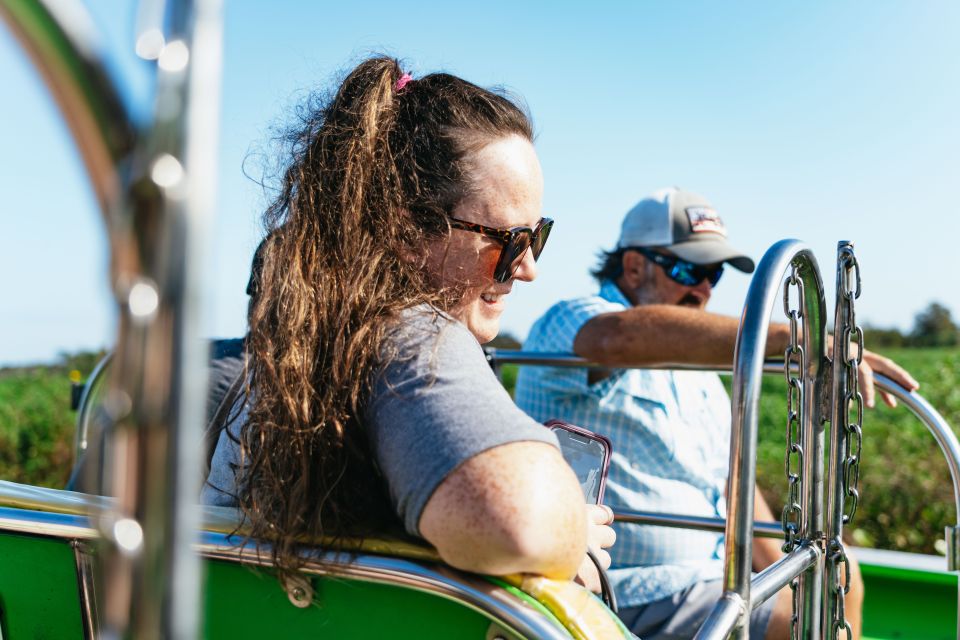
[69,338,248,492]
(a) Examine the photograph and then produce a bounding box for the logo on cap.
[686,206,726,236]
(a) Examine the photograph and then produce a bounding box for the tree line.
[864,301,959,349]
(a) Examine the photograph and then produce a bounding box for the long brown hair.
[238,57,533,577]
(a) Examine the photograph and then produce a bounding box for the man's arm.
[419,441,588,580]
[574,304,791,366]
[573,305,918,403]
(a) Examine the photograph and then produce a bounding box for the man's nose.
[693,276,714,295]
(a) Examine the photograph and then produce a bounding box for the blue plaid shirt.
[514,280,730,608]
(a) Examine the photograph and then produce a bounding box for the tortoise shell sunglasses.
[447,216,554,283]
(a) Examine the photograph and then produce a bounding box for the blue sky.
[2,1,958,365]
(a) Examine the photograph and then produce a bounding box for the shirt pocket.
[604,369,676,459]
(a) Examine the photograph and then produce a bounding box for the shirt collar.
[599,279,632,308]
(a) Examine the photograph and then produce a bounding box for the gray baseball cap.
[617,187,755,273]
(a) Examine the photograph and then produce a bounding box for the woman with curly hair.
[203,56,614,590]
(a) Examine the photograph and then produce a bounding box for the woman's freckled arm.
[419,441,587,579]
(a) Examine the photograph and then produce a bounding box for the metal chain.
[781,265,806,559]
[840,248,864,524]
[831,245,863,639]
[789,578,800,640]
[829,539,854,640]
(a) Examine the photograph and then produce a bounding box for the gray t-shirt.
[202,307,558,536]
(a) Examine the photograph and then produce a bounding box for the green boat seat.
[0,481,630,639]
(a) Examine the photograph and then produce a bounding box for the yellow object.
[502,573,631,639]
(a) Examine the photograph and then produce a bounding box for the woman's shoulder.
[389,305,479,354]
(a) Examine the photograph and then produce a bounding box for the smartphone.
[545,419,612,504]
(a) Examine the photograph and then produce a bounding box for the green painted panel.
[0,532,83,639]
[203,558,495,639]
[862,564,957,640]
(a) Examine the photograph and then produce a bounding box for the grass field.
[1,348,958,555]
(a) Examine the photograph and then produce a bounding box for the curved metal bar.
[693,592,745,640]
[876,374,960,535]
[613,508,784,539]
[725,240,826,639]
[752,543,820,606]
[0,505,99,538]
[73,352,113,456]
[0,0,135,212]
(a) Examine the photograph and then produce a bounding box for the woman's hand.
[574,504,616,593]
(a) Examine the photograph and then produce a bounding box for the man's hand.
[824,333,919,409]
[574,504,616,593]
[858,348,919,409]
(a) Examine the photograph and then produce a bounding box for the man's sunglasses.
[448,216,554,283]
[634,248,724,287]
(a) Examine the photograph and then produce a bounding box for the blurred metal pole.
[0,0,135,215]
[98,0,223,637]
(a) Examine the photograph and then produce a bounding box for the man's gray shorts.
[617,579,777,640]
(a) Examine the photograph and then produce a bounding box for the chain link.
[830,245,864,638]
[789,578,800,640]
[829,539,854,640]
[839,248,864,525]
[781,266,806,555]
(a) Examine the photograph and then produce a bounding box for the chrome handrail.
[0,0,135,213]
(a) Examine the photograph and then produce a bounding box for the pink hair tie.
[395,73,413,92]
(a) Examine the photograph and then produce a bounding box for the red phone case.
[544,419,612,504]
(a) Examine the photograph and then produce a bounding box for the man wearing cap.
[515,187,916,639]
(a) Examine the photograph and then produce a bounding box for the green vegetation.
[0,352,103,488]
[865,301,959,349]
[753,348,960,555]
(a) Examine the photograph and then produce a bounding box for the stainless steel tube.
[796,248,827,640]
[724,239,824,639]
[0,0,135,212]
[693,592,746,640]
[613,508,784,539]
[824,242,855,638]
[96,0,224,637]
[752,543,820,606]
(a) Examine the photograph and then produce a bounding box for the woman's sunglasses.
[447,216,554,283]
[634,248,724,287]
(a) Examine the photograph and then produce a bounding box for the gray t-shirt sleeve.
[201,409,245,507]
[366,310,559,537]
